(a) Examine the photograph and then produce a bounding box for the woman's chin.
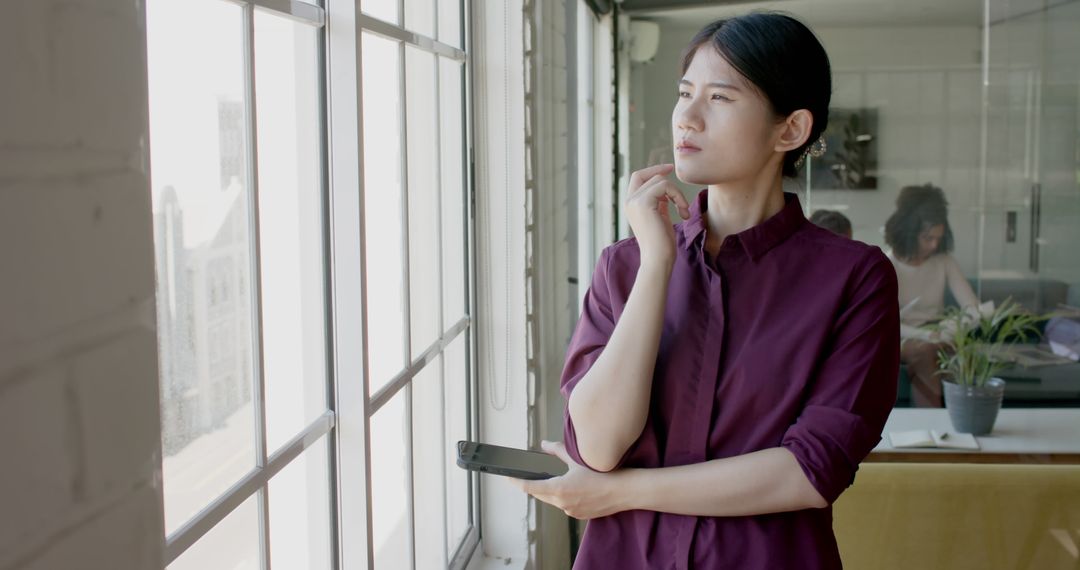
[674,166,713,186]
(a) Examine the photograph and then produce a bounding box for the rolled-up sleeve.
[781,251,900,504]
[561,248,617,467]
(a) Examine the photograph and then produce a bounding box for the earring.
[794,136,827,169]
[794,150,808,169]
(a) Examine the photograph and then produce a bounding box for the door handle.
[1029,182,1041,273]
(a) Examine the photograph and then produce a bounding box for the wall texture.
[0,1,165,569]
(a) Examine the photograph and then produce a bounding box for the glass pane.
[405,0,435,39]
[254,7,326,453]
[985,1,1080,307]
[147,0,258,535]
[407,46,441,356]
[982,0,1080,410]
[254,10,329,454]
[444,335,470,556]
[438,0,462,49]
[269,439,332,570]
[985,63,1038,279]
[167,496,260,570]
[371,395,411,569]
[362,0,399,25]
[362,33,407,396]
[1034,0,1080,302]
[440,58,467,327]
[412,363,446,568]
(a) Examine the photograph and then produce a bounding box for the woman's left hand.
[509,440,629,520]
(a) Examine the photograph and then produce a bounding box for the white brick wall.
[0,366,76,556]
[18,485,163,570]
[0,1,165,569]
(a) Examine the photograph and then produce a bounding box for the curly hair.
[809,209,852,237]
[884,183,954,260]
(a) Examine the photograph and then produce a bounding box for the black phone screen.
[456,441,569,480]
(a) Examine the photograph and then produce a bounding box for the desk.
[868,408,1080,464]
[998,360,1080,406]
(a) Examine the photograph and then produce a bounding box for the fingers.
[515,476,554,499]
[541,440,575,466]
[664,185,692,220]
[514,477,565,514]
[635,176,692,220]
[509,476,542,496]
[629,163,674,190]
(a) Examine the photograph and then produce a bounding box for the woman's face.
[672,46,783,186]
[917,224,945,260]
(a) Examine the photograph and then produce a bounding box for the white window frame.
[157,0,337,567]
[326,0,480,569]
[153,0,478,567]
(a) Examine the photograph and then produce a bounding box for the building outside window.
[147,0,476,568]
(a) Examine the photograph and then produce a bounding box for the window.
[357,1,476,567]
[149,0,333,567]
[149,0,477,568]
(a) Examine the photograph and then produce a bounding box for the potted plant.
[930,299,1046,435]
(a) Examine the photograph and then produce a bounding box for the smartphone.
[456,440,569,480]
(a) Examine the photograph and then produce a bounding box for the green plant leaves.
[930,298,1048,387]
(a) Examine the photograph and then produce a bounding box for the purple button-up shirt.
[562,190,899,569]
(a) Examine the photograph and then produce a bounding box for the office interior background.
[2,0,1078,568]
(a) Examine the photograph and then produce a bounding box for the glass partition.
[627,0,1080,408]
[982,0,1080,407]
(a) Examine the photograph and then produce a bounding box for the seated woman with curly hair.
[885,184,979,407]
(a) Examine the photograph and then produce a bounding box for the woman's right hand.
[625,164,691,269]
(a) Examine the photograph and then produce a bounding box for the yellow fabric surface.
[834,463,1080,569]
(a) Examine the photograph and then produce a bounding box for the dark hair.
[680,13,832,178]
[809,209,852,237]
[884,183,954,259]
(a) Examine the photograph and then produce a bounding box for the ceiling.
[622,0,987,28]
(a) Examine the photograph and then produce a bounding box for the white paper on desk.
[889,430,935,448]
[889,429,979,450]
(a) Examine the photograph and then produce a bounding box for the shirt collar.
[680,189,807,261]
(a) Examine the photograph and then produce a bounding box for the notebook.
[888,429,980,450]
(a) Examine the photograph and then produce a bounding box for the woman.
[885,184,979,408]
[514,13,899,568]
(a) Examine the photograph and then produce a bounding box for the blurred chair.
[835,463,1080,569]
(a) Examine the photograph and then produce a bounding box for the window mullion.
[325,0,376,567]
[240,4,273,569]
[358,14,465,61]
[461,0,480,542]
[433,38,451,567]
[400,48,414,394]
[397,36,419,570]
[313,14,342,570]
[406,382,418,570]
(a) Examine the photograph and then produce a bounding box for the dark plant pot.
[943,378,1005,435]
